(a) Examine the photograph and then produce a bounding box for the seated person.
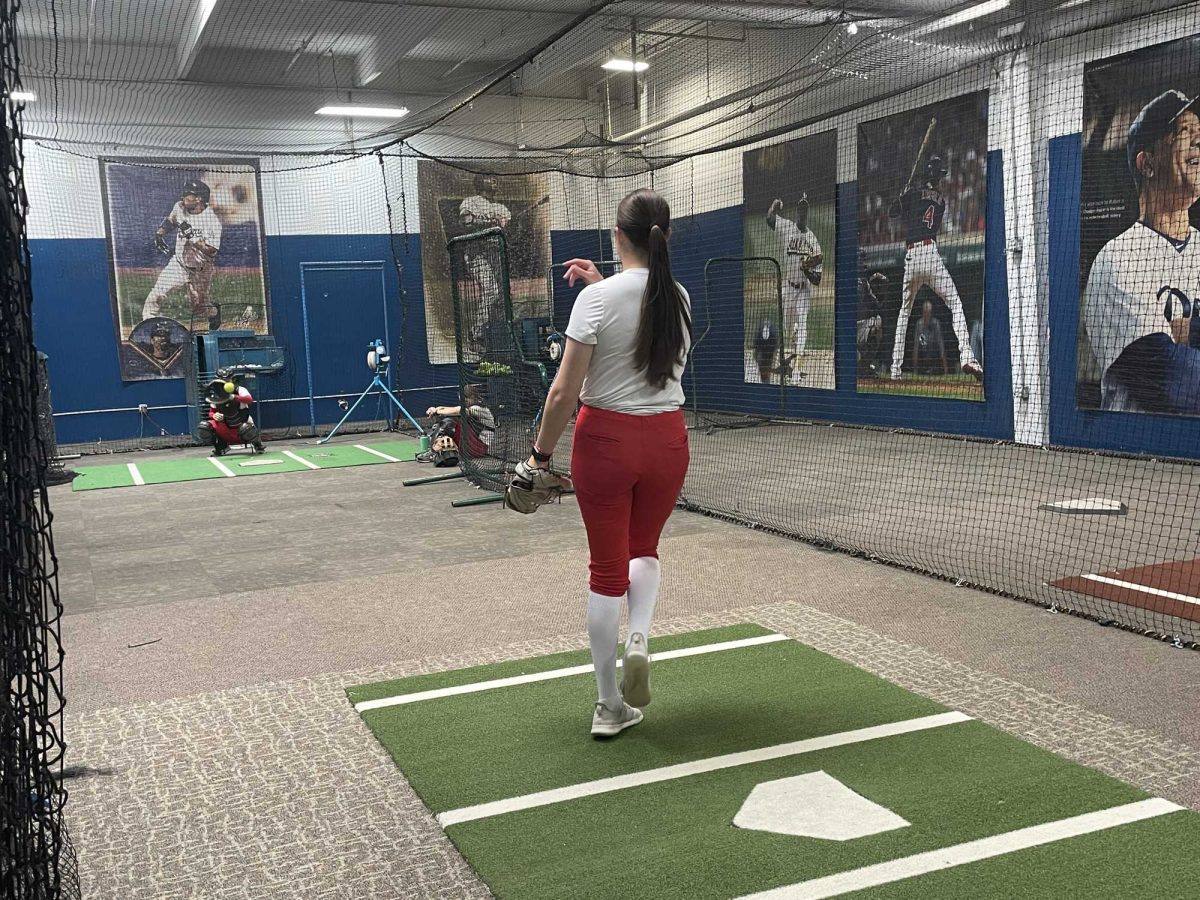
[198,377,264,456]
[421,384,496,464]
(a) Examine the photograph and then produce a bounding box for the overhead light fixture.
[1056,0,1091,7]
[847,22,859,35]
[315,104,409,118]
[361,70,383,86]
[602,59,649,73]
[9,90,35,102]
[914,0,1011,35]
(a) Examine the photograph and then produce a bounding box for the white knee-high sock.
[627,556,661,645]
[587,591,622,708]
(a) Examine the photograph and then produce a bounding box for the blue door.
[300,261,389,432]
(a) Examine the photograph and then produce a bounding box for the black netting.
[9,0,1200,650]
[1,0,80,895]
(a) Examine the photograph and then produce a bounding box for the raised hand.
[562,258,604,287]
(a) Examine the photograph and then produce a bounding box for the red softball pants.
[570,405,690,597]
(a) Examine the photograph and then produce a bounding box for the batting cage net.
[9,0,1200,652]
[447,227,567,495]
[1,0,81,896]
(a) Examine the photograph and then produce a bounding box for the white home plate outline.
[734,798,1182,899]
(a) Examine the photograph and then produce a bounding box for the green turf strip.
[347,623,774,705]
[840,812,1200,898]
[359,634,946,813]
[135,457,227,484]
[356,628,1200,899]
[71,439,420,490]
[446,722,1188,900]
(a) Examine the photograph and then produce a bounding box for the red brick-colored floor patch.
[1052,558,1200,624]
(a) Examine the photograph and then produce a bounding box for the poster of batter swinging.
[1080,36,1200,417]
[417,161,552,365]
[742,130,837,389]
[100,159,269,382]
[857,91,988,400]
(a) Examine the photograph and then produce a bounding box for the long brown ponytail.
[618,189,691,389]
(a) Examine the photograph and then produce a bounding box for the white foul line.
[355,444,401,462]
[436,712,971,828]
[1082,574,1200,608]
[126,463,145,486]
[207,456,236,478]
[735,798,1183,900]
[282,450,322,470]
[355,634,791,713]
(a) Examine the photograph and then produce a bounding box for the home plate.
[1038,497,1127,515]
[733,771,910,840]
[239,459,285,467]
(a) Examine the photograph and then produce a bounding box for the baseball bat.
[907,117,938,188]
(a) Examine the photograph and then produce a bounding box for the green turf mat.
[136,457,227,484]
[360,635,946,812]
[447,721,1169,900]
[842,812,1200,899]
[354,627,1200,899]
[347,623,775,705]
[71,439,420,491]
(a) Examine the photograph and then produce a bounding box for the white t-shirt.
[169,201,222,257]
[1083,222,1200,377]
[772,214,821,287]
[565,268,691,415]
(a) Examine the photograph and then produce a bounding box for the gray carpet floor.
[50,433,1200,899]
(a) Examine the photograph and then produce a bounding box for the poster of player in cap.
[100,158,269,382]
[742,130,837,389]
[417,161,552,365]
[856,91,988,401]
[1080,36,1200,417]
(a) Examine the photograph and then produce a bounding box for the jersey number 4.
[922,206,936,229]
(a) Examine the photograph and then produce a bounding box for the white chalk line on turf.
[282,450,322,470]
[354,633,790,713]
[734,798,1183,900]
[207,456,236,478]
[1082,573,1200,607]
[126,463,145,486]
[436,711,971,828]
[355,444,401,462]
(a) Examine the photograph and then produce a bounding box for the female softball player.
[525,188,692,737]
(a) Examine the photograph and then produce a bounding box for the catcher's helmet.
[181,179,211,204]
[925,157,948,182]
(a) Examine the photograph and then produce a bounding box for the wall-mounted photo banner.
[1081,36,1200,417]
[742,130,837,390]
[417,161,552,366]
[856,91,988,400]
[99,159,269,382]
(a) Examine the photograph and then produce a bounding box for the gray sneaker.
[591,700,643,738]
[621,632,651,708]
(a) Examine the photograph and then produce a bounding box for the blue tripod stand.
[320,339,425,444]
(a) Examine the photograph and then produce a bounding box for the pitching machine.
[320,339,424,444]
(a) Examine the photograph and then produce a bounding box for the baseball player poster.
[856,91,988,400]
[742,130,837,390]
[99,159,269,381]
[1079,36,1200,417]
[417,161,552,365]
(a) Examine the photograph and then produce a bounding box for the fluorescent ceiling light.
[9,90,35,102]
[361,70,383,86]
[315,104,409,118]
[602,59,649,73]
[914,0,1011,35]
